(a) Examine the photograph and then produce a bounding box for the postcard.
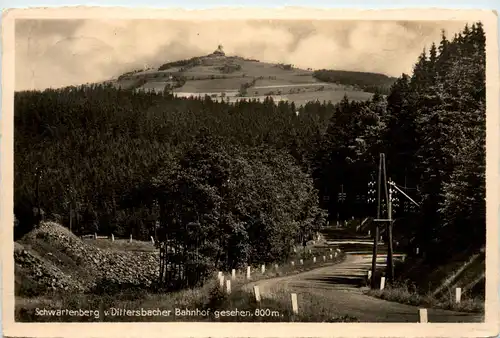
[2,6,499,338]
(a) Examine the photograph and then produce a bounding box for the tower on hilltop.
[213,44,225,56]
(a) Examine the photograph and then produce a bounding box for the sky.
[15,19,469,91]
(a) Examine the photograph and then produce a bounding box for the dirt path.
[244,247,483,323]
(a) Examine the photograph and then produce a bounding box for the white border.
[2,7,499,338]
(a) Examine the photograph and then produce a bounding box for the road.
[244,237,484,323]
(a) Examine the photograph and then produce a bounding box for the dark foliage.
[313,69,397,94]
[158,56,203,71]
[14,22,485,287]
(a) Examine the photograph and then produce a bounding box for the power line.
[389,181,421,208]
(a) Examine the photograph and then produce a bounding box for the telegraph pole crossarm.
[388,181,420,208]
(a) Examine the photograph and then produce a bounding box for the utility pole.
[371,154,383,289]
[338,184,346,225]
[35,167,42,227]
[387,178,394,283]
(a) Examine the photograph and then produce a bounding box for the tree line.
[14,21,485,287]
[312,69,397,94]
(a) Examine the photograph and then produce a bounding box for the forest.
[14,22,485,287]
[312,69,397,94]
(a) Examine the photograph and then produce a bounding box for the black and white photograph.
[2,7,499,338]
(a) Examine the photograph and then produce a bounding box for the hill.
[106,47,392,106]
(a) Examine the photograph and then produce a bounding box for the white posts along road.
[243,234,483,323]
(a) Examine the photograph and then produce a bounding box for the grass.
[15,223,350,322]
[122,54,376,106]
[365,280,484,313]
[16,268,357,323]
[202,286,358,322]
[16,242,348,322]
[224,247,345,284]
[15,282,215,322]
[174,78,250,92]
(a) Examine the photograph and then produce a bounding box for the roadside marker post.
[261,264,265,274]
[111,233,115,242]
[419,309,428,323]
[219,276,224,289]
[313,257,316,263]
[151,236,155,245]
[231,269,236,280]
[226,280,231,294]
[254,285,261,302]
[323,256,326,262]
[300,259,303,265]
[380,276,386,290]
[246,266,251,280]
[291,293,299,314]
[129,234,132,243]
[94,233,97,240]
[456,288,462,303]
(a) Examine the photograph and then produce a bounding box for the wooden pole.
[371,153,383,289]
[35,167,41,227]
[254,286,261,302]
[380,276,386,290]
[419,309,428,323]
[455,288,462,303]
[291,293,298,314]
[387,177,394,283]
[69,206,73,233]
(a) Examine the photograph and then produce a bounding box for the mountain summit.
[109,51,395,106]
[211,44,226,57]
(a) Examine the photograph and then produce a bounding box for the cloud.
[15,19,468,91]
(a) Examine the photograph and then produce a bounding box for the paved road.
[244,241,484,323]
